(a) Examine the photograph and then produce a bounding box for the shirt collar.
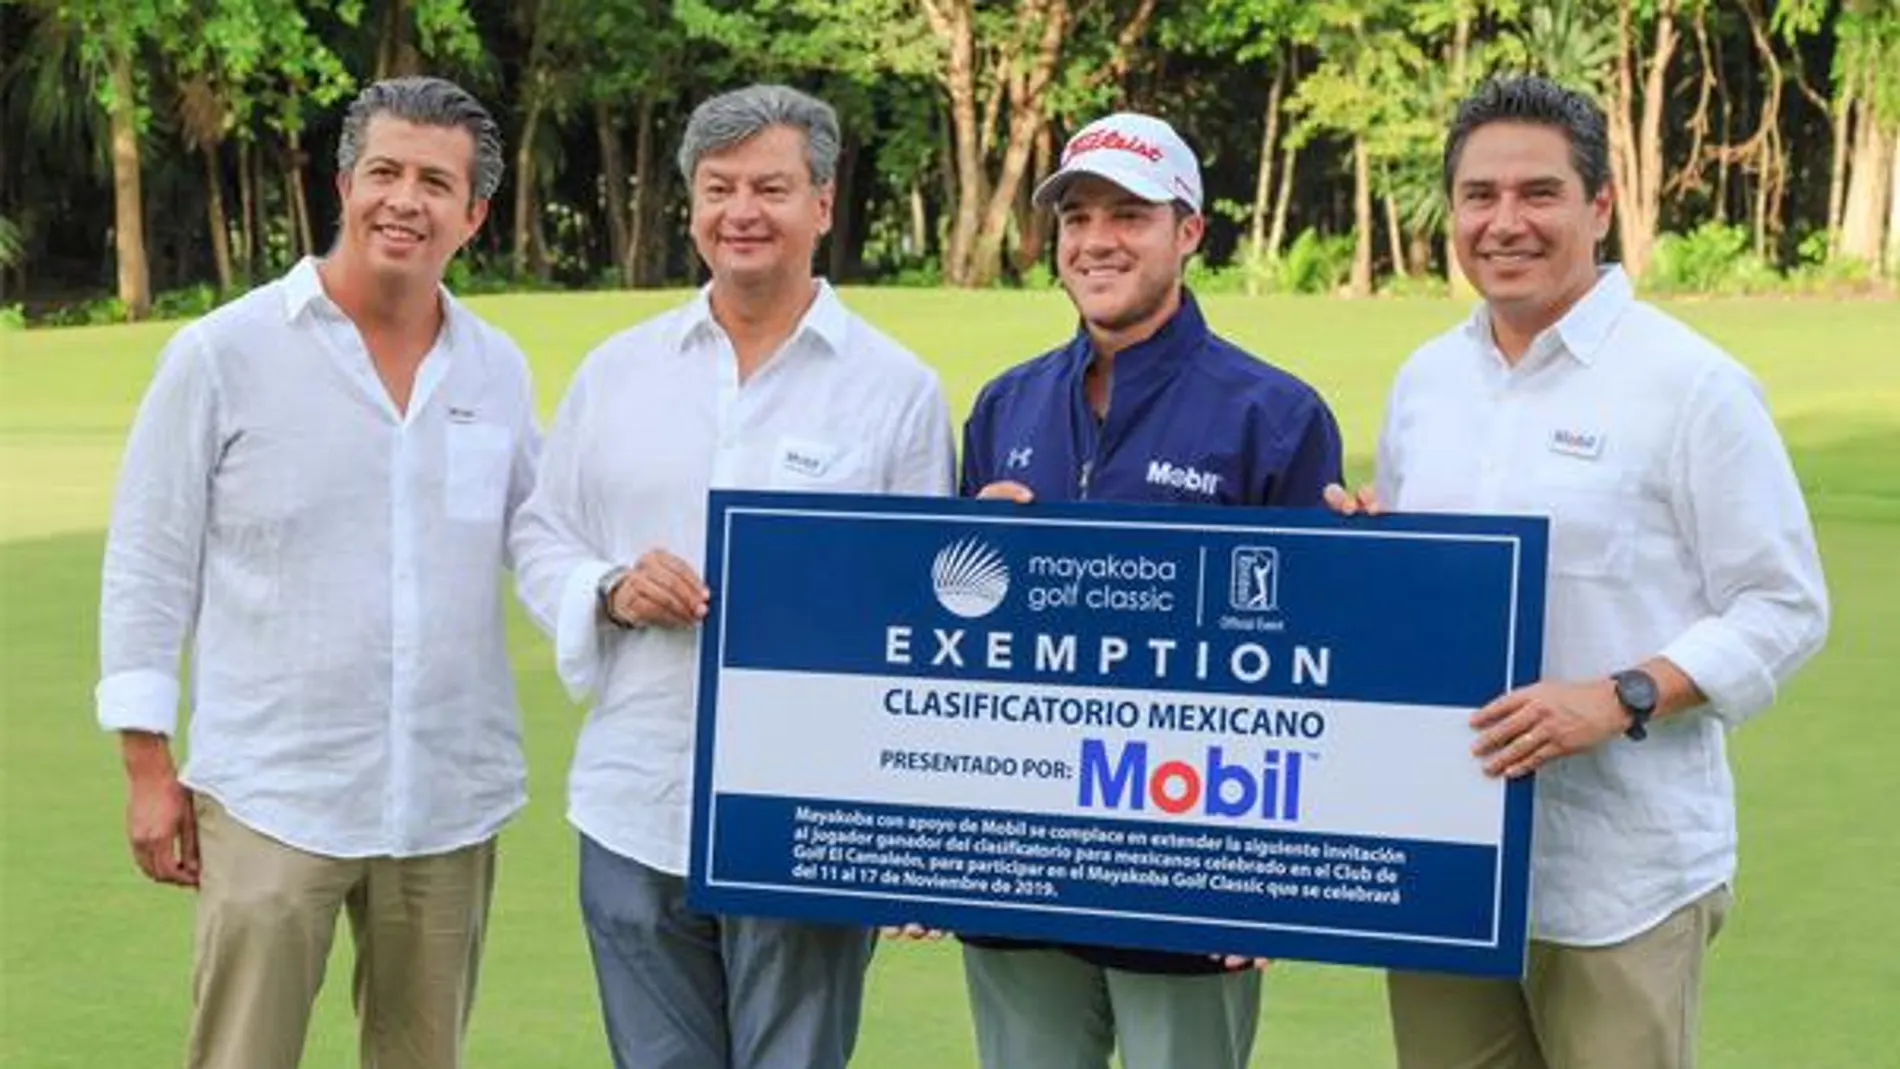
[1065,286,1208,378]
[1464,265,1631,369]
[281,256,328,323]
[280,255,463,353]
[678,278,847,356]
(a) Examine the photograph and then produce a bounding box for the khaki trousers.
[1388,886,1732,1069]
[187,796,496,1069]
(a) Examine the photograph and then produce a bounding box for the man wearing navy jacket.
[956,112,1344,1069]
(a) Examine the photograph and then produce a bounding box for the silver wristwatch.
[596,565,639,630]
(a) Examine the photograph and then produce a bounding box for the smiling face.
[332,115,487,289]
[689,124,833,292]
[1450,121,1612,333]
[1054,174,1203,353]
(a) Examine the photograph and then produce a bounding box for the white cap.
[1032,112,1203,214]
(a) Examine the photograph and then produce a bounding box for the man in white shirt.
[97,77,537,1069]
[1330,76,1829,1069]
[509,84,954,1069]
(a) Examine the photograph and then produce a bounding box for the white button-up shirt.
[510,281,955,876]
[1376,267,1829,945]
[96,258,539,858]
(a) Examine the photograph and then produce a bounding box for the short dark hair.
[1443,76,1610,197]
[337,76,504,202]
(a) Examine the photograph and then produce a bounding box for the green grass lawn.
[3,290,1896,1067]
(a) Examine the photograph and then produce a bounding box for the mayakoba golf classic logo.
[931,537,1011,618]
[899,535,1329,689]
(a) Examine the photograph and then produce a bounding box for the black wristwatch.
[1611,669,1659,741]
[597,565,638,630]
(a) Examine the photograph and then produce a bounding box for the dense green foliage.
[2,0,1896,319]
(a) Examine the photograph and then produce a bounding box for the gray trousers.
[578,835,876,1069]
[962,945,1262,1069]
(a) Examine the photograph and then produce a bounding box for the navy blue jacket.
[957,291,1344,975]
[961,293,1341,509]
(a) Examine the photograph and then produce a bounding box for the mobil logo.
[1077,739,1305,821]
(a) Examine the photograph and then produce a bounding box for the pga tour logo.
[932,538,1010,619]
[1229,546,1280,612]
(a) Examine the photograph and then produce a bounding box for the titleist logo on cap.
[1065,128,1165,164]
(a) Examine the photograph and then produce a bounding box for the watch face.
[1616,670,1659,714]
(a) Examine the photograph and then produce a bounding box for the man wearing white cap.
[955,112,1344,1069]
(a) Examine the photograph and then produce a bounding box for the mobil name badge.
[687,492,1548,978]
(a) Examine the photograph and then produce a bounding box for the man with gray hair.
[510,83,954,1069]
[98,76,536,1069]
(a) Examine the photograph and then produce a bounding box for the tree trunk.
[532,201,551,280]
[935,115,959,265]
[1248,62,1287,265]
[1839,105,1892,265]
[968,0,1069,287]
[634,103,673,287]
[1446,3,1477,296]
[645,162,675,286]
[1010,120,1053,278]
[1408,230,1433,278]
[1350,136,1372,298]
[237,137,257,281]
[922,0,983,285]
[1886,138,1900,277]
[1715,84,1731,222]
[1828,96,1853,255]
[377,0,418,79]
[967,113,1040,287]
[286,130,315,258]
[203,144,235,292]
[1610,0,1679,281]
[107,50,150,320]
[597,102,631,286]
[908,181,929,261]
[829,132,858,282]
[1266,123,1297,261]
[1736,0,1784,260]
[1753,139,1771,258]
[627,93,657,286]
[1383,192,1408,279]
[513,92,543,279]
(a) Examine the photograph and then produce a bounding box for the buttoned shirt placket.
[703,322,809,491]
[709,326,747,490]
[308,300,452,855]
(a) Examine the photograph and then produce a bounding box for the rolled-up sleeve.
[1659,364,1829,726]
[508,359,616,701]
[96,327,220,736]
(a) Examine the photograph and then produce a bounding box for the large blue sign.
[688,492,1548,978]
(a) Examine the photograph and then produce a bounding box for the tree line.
[2,0,1896,321]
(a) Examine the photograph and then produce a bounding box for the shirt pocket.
[1525,458,1637,581]
[445,422,514,523]
[768,435,863,491]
